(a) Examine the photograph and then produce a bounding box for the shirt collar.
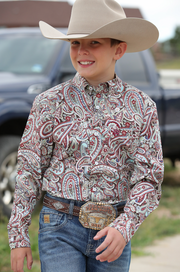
[72,73,124,96]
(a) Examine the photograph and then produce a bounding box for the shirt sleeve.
[109,101,164,243]
[7,92,57,249]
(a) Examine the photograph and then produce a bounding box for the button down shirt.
[7,73,164,249]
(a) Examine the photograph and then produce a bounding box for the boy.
[8,0,164,271]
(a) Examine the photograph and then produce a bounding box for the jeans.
[38,193,131,272]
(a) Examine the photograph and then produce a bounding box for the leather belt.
[43,195,125,217]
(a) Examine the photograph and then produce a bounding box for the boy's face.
[70,38,126,86]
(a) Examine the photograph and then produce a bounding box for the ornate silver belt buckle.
[79,201,116,230]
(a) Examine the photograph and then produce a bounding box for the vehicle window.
[116,52,150,86]
[0,34,62,74]
[59,43,76,81]
[60,43,76,73]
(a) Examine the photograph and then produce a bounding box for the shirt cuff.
[109,213,136,244]
[8,228,30,249]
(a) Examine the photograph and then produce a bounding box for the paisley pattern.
[8,73,164,248]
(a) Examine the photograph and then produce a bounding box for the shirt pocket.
[38,206,68,233]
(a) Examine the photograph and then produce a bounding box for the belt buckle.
[79,201,116,230]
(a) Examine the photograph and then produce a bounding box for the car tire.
[0,135,21,218]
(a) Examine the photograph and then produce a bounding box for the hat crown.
[39,0,159,53]
[68,0,126,35]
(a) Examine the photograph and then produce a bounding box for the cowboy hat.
[39,0,159,53]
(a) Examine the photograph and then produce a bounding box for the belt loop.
[69,200,74,219]
[112,205,118,217]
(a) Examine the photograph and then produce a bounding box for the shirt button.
[96,105,100,109]
[92,187,97,192]
[115,107,120,112]
[95,162,98,165]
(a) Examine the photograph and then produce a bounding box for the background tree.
[170,26,180,56]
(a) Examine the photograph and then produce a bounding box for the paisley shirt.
[7,73,164,249]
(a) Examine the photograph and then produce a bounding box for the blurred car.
[159,69,180,89]
[0,27,76,217]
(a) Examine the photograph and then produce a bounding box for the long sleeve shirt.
[7,73,164,249]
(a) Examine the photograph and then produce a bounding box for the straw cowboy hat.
[39,0,159,53]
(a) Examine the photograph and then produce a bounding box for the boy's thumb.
[26,250,33,270]
[93,227,108,240]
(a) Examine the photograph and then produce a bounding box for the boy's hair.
[111,38,123,47]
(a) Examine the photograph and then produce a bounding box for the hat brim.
[39,19,159,53]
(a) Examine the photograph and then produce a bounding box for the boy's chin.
[78,72,90,80]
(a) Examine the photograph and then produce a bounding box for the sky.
[67,0,180,42]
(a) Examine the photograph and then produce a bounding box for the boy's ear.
[114,42,127,61]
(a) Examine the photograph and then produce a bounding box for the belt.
[43,195,125,217]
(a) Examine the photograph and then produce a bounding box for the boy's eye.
[71,41,79,45]
[91,41,99,44]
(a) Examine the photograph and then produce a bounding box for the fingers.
[95,229,112,253]
[11,249,24,272]
[26,249,33,270]
[94,227,126,263]
[11,247,33,272]
[94,227,108,240]
[96,238,122,262]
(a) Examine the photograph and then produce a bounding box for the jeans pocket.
[39,206,68,233]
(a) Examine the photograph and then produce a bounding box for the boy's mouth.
[78,61,95,66]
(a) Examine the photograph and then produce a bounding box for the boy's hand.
[11,247,33,272]
[94,227,126,263]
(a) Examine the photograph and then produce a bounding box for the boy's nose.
[78,44,89,55]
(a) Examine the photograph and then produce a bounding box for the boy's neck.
[82,73,116,87]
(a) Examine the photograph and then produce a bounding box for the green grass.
[131,217,180,256]
[131,185,180,255]
[0,210,41,272]
[0,217,12,272]
[131,157,180,256]
[163,158,176,173]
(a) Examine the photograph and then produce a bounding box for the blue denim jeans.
[38,193,131,272]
